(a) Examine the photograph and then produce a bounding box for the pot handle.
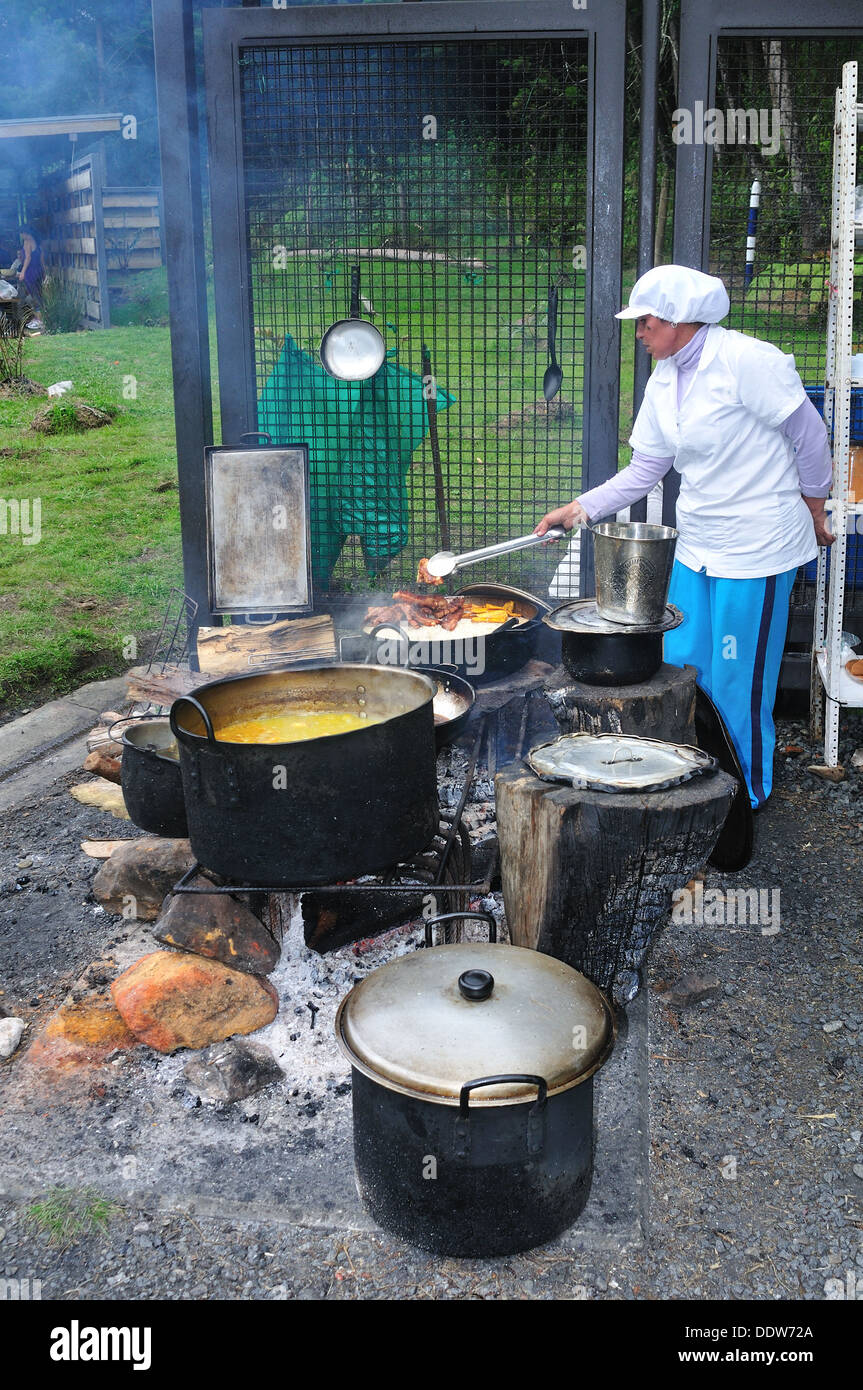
[108,712,162,740]
[458,1074,548,1118]
[169,695,217,744]
[424,910,497,948]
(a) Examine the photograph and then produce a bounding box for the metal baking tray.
[204,433,312,616]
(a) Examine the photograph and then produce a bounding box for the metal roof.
[0,114,124,140]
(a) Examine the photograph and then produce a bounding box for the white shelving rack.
[810,60,862,766]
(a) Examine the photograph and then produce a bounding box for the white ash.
[146,888,506,1110]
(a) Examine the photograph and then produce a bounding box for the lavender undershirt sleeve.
[780,398,833,498]
[577,450,672,522]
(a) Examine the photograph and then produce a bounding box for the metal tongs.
[425,526,567,579]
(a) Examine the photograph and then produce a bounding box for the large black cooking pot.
[544,601,683,686]
[365,583,550,685]
[169,663,438,887]
[119,717,188,838]
[336,911,615,1257]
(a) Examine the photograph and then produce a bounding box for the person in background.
[15,226,44,306]
[535,264,834,810]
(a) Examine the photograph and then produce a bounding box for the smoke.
[0,0,160,187]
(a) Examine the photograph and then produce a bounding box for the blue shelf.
[804,385,863,442]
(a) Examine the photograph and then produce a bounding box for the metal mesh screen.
[238,38,588,595]
[709,36,863,617]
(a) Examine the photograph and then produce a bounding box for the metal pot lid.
[544,599,682,636]
[336,943,614,1105]
[527,732,717,792]
[319,320,386,381]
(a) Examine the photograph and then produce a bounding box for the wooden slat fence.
[36,158,164,328]
[102,187,164,278]
[37,152,110,328]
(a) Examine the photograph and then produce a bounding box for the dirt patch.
[0,377,47,399]
[54,597,116,619]
[30,401,115,434]
[0,447,46,459]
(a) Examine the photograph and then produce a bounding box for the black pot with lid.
[336,911,615,1257]
[544,599,683,686]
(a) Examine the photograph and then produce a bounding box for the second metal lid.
[336,943,614,1105]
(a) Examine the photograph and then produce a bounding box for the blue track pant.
[664,560,797,809]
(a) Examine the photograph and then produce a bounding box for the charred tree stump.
[495,762,737,1004]
[544,663,698,745]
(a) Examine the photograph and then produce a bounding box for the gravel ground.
[1,711,861,1301]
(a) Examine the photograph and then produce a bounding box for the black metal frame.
[153,1,625,617]
[629,0,661,528]
[151,0,215,622]
[173,866,488,896]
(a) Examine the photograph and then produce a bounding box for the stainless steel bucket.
[592,522,678,625]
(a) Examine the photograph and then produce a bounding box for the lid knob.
[458,969,494,1002]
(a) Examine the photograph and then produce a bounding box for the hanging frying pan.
[319,264,386,381]
[694,685,754,872]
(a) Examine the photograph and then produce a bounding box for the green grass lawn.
[0,327,182,713]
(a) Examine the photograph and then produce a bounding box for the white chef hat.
[616,265,730,324]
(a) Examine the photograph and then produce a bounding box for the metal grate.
[708,36,863,617]
[237,38,588,596]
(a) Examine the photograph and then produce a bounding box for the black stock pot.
[336,911,616,1257]
[544,599,683,686]
[169,663,438,887]
[119,717,188,838]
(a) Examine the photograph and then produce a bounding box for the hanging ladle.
[542,285,562,401]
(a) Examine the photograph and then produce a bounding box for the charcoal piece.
[183,1038,284,1104]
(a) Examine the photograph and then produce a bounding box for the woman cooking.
[535,264,834,810]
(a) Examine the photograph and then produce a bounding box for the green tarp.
[258,334,455,588]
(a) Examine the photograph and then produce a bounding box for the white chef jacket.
[629,324,817,578]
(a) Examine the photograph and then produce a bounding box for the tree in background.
[0,0,159,185]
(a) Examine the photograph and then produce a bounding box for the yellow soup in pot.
[214,708,381,744]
